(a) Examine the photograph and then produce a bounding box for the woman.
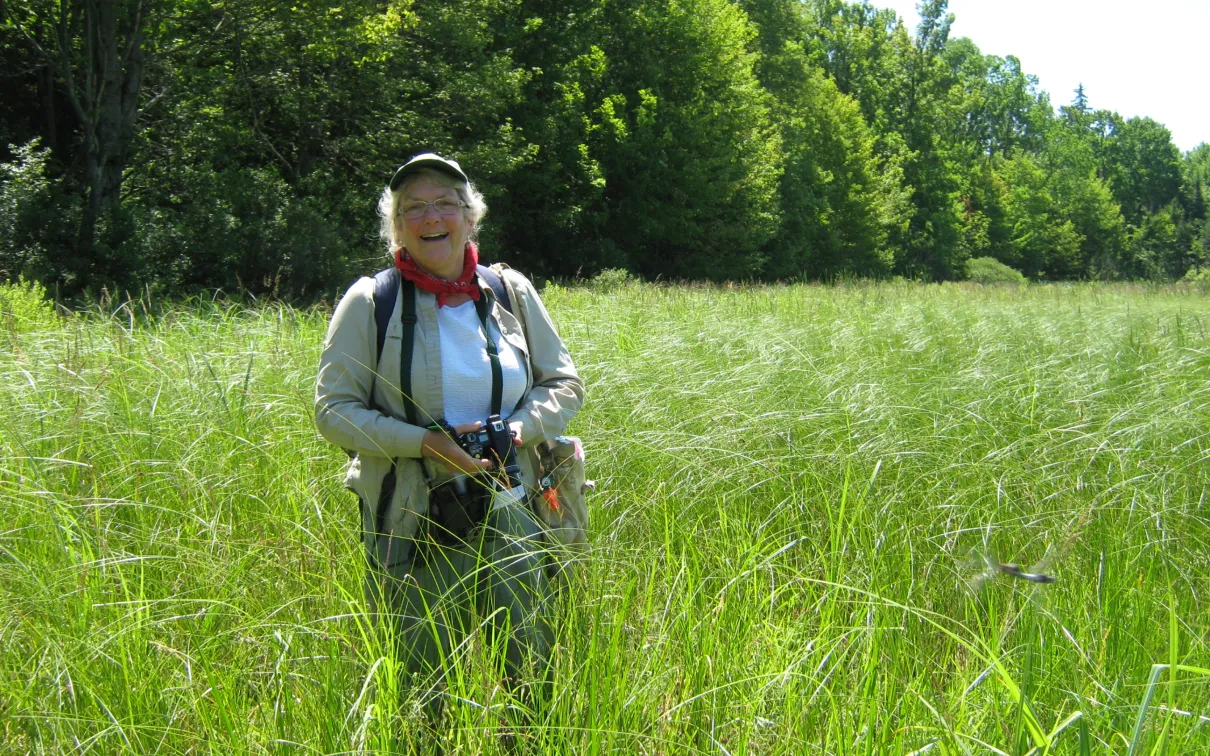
[314,153,584,708]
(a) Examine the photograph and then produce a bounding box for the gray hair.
[377,167,488,253]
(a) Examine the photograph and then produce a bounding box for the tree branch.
[140,83,170,113]
[120,0,143,67]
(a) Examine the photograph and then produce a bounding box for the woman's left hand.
[510,421,523,447]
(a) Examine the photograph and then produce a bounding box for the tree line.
[1,0,1208,299]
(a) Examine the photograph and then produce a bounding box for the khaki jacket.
[314,267,584,568]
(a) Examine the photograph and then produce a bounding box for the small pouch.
[532,436,593,548]
[426,475,491,545]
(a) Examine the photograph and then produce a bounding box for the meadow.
[2,279,1210,754]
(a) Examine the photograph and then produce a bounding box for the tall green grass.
[3,282,1210,754]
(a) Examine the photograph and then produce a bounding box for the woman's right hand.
[421,421,495,475]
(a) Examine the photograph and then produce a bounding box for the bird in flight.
[967,547,1057,590]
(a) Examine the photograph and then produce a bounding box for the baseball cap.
[389,153,469,191]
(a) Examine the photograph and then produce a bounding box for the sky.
[873,0,1209,153]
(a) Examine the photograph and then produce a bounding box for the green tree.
[802,0,902,132]
[770,58,908,278]
[126,0,534,296]
[1186,143,1210,194]
[738,0,908,279]
[1171,143,1210,274]
[583,0,783,280]
[944,42,1048,159]
[998,151,1081,279]
[1105,117,1182,225]
[1180,143,1209,229]
[882,0,969,279]
[487,0,620,277]
[0,138,75,280]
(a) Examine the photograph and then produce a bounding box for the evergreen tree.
[1072,83,1089,114]
[739,0,908,279]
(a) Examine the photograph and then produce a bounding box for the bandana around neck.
[394,241,481,308]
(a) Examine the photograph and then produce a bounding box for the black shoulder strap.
[372,267,400,363]
[399,278,420,426]
[476,264,512,314]
[474,291,504,416]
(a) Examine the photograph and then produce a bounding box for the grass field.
[3,280,1210,754]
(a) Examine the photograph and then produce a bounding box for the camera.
[455,414,523,495]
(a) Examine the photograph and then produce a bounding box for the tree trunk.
[57,0,148,291]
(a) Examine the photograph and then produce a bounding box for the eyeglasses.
[398,198,466,220]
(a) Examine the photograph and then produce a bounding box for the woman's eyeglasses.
[398,199,466,220]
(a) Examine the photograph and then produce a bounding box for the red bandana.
[394,242,482,308]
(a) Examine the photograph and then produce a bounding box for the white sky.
[873,0,1209,153]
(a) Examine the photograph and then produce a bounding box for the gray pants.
[366,501,553,709]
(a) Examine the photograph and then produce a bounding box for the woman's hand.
[422,421,494,475]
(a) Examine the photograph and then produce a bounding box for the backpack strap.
[343,268,401,460]
[398,278,420,426]
[372,267,401,363]
[476,264,512,314]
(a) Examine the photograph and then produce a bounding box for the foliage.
[965,255,1026,284]
[998,151,1082,279]
[0,0,1205,295]
[747,0,907,280]
[0,139,75,281]
[1104,117,1182,225]
[586,266,639,290]
[581,0,783,281]
[0,275,58,331]
[118,167,350,298]
[1181,264,1210,291]
[0,0,154,289]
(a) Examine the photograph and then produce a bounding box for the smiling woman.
[378,156,488,285]
[314,153,585,741]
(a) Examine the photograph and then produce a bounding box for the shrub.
[966,256,1028,284]
[0,276,58,332]
[0,139,76,281]
[588,267,639,291]
[124,167,353,299]
[1182,266,1210,293]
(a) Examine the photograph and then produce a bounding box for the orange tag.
[542,487,561,511]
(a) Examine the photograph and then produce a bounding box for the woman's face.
[395,174,472,281]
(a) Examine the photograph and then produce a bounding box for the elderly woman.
[314,153,584,709]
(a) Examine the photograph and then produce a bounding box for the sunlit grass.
[3,281,1210,753]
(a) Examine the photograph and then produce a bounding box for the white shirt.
[438,300,526,426]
